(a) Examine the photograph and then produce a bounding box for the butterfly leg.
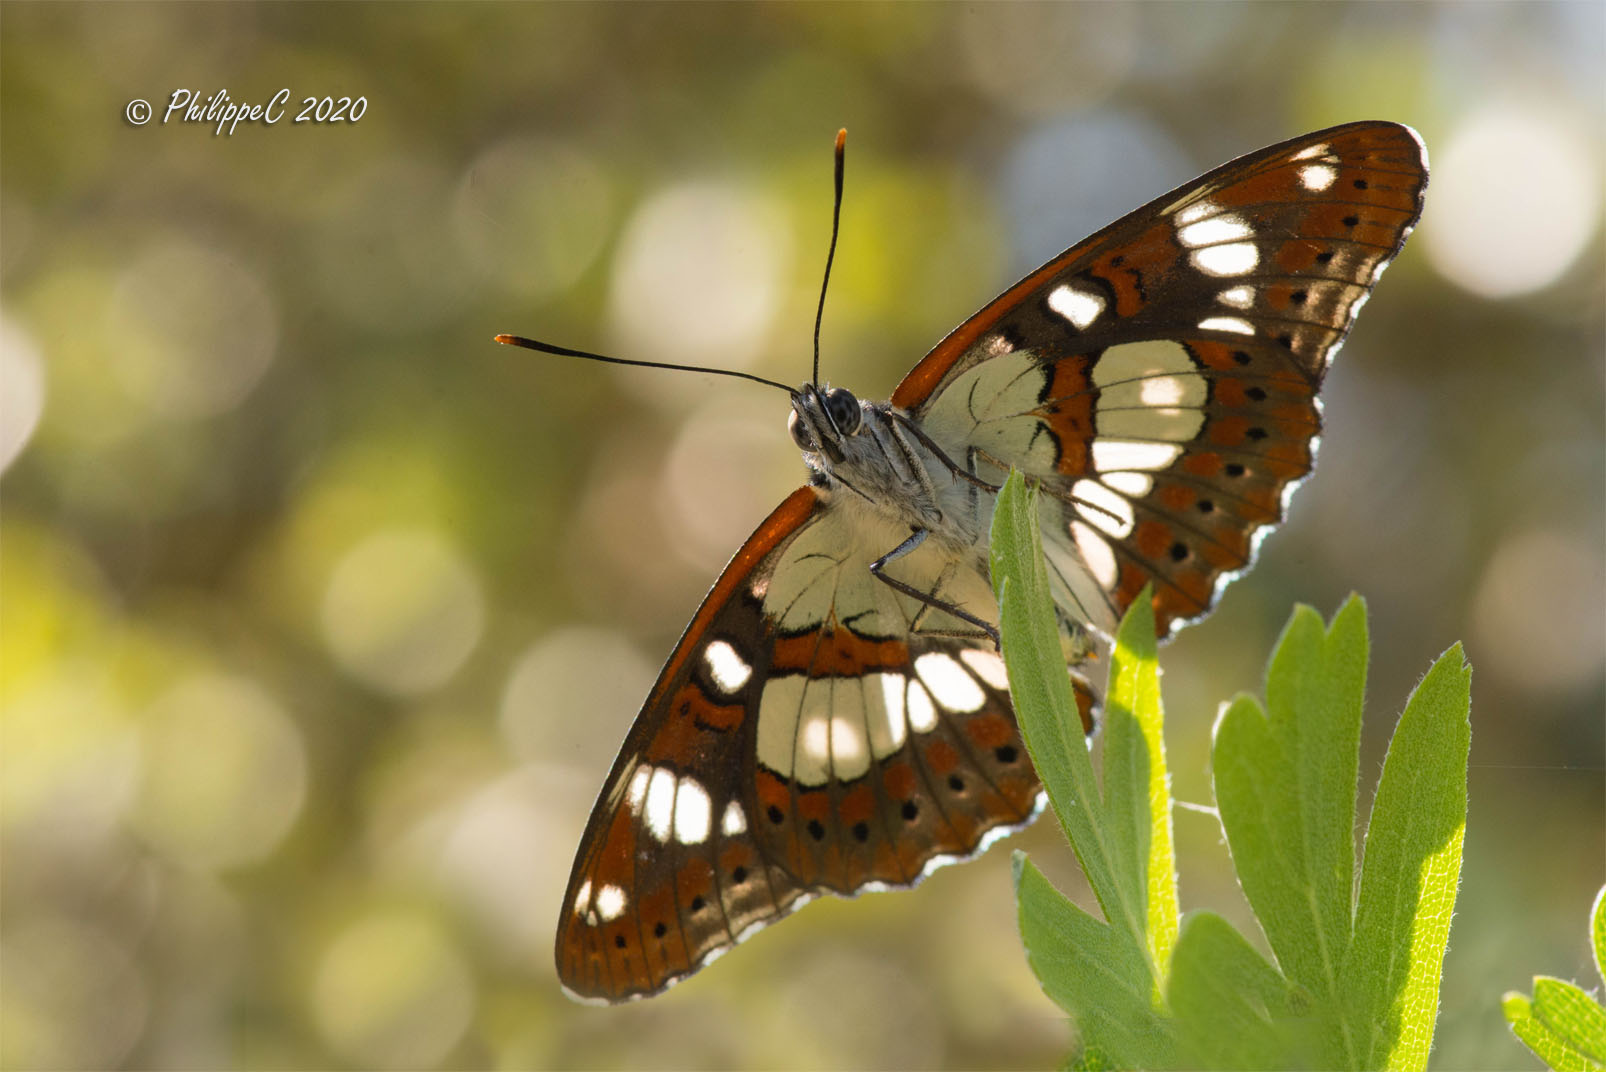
[869,528,1002,647]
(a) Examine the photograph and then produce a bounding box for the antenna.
[812,128,847,387]
[493,335,795,394]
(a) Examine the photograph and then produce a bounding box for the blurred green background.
[2,3,1601,1069]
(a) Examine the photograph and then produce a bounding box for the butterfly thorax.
[788,384,988,554]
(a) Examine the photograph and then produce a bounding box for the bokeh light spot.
[321,528,485,695]
[313,157,475,332]
[0,317,45,474]
[660,402,789,572]
[134,673,308,870]
[452,135,614,300]
[500,627,654,766]
[1002,112,1189,273]
[311,911,476,1070]
[0,916,148,1070]
[764,948,945,1068]
[3,668,139,849]
[956,4,1137,116]
[437,764,594,964]
[106,238,278,419]
[1423,103,1601,297]
[607,181,790,394]
[1472,525,1605,694]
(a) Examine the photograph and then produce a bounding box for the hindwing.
[555,489,1089,1003]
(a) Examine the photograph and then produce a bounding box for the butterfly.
[518,121,1428,1003]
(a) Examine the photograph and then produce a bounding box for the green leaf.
[1593,886,1606,993]
[1212,598,1367,1061]
[1170,910,1317,1070]
[990,473,1121,921]
[1505,989,1606,1072]
[1505,889,1606,1072]
[1065,1044,1120,1072]
[1100,587,1178,995]
[993,472,1180,1065]
[1532,978,1606,1064]
[1345,643,1471,1071]
[999,503,1473,1070]
[1014,853,1177,1070]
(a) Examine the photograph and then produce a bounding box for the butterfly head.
[787,383,863,465]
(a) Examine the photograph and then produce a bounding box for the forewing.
[895,121,1428,637]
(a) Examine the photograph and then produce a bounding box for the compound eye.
[825,388,861,434]
[787,410,815,451]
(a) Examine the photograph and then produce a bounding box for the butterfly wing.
[895,121,1428,637]
[556,487,1055,1003]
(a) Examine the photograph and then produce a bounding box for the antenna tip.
[835,128,846,151]
[494,334,519,346]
